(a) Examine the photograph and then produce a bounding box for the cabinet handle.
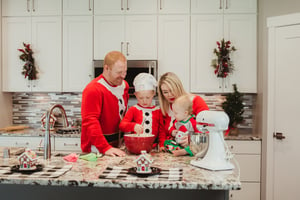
[225,0,228,9]
[126,42,129,56]
[15,142,29,146]
[121,42,124,53]
[27,0,30,12]
[160,0,162,10]
[127,0,129,10]
[32,0,35,12]
[219,0,222,9]
[273,132,286,140]
[121,0,124,10]
[89,0,92,11]
[64,143,78,147]
[230,145,234,149]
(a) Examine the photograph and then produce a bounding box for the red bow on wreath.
[211,39,236,78]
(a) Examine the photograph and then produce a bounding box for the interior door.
[273,24,300,200]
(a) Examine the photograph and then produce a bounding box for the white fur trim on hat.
[133,73,157,92]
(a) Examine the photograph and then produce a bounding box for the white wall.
[258,1,300,200]
[0,1,13,127]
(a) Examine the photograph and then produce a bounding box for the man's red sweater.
[81,75,129,153]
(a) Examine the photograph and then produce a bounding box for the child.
[164,95,199,156]
[119,73,166,151]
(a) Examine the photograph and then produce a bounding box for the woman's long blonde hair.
[158,72,187,116]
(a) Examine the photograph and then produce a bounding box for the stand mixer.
[190,110,234,171]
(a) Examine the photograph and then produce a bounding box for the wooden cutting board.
[0,125,30,132]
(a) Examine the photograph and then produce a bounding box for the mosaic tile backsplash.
[12,93,255,131]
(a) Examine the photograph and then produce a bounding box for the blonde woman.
[158,72,209,147]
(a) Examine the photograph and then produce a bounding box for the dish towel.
[79,153,102,161]
[99,166,183,181]
[63,153,79,162]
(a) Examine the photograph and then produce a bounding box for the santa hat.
[133,73,157,92]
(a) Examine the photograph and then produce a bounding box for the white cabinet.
[226,140,261,200]
[190,0,257,93]
[2,0,62,16]
[63,16,93,92]
[158,15,190,92]
[2,0,62,92]
[94,15,157,60]
[94,0,157,15]
[2,17,32,92]
[0,136,54,151]
[63,0,93,15]
[158,0,190,14]
[190,14,257,93]
[54,137,81,152]
[2,17,62,92]
[191,0,257,14]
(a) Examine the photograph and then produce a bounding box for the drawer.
[226,140,261,154]
[235,154,261,182]
[230,182,260,200]
[0,136,54,150]
[54,137,81,152]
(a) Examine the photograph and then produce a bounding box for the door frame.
[265,13,300,200]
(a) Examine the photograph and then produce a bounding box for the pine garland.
[222,84,244,128]
[18,42,38,80]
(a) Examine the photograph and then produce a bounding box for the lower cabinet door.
[230,182,260,200]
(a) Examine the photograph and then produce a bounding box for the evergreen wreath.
[222,84,244,128]
[211,39,236,78]
[18,42,38,80]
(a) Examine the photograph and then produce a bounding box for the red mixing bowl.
[123,134,155,154]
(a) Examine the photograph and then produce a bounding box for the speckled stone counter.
[0,151,240,200]
[0,152,240,190]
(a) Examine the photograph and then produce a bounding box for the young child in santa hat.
[164,94,201,156]
[119,73,166,151]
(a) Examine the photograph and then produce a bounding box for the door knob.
[273,132,286,140]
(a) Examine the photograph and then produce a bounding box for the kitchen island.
[0,149,241,200]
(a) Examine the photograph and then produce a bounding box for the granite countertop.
[0,151,241,190]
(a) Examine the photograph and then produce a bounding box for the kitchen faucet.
[44,104,69,160]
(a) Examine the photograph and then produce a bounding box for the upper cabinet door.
[191,0,223,14]
[191,0,256,14]
[223,14,257,93]
[158,15,190,91]
[125,0,157,14]
[2,17,31,92]
[31,0,62,16]
[2,0,31,16]
[63,0,93,15]
[224,0,257,14]
[94,0,124,15]
[94,0,157,15]
[94,15,125,59]
[2,0,62,16]
[158,0,190,14]
[190,15,224,93]
[31,16,62,92]
[125,15,157,59]
[63,16,93,92]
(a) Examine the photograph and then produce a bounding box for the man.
[81,51,128,156]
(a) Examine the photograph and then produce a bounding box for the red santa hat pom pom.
[133,73,157,92]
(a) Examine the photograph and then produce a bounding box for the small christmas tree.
[222,84,244,129]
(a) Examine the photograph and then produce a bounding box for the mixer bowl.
[123,134,155,154]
